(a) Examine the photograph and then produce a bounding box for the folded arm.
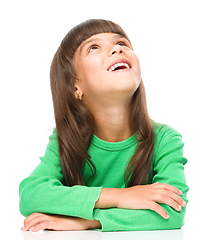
[92,125,189,231]
[19,131,102,220]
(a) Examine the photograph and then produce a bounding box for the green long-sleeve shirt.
[19,121,189,231]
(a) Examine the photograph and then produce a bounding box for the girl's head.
[50,19,154,187]
[73,32,142,113]
[51,19,141,114]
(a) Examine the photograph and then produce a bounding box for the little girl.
[19,19,189,232]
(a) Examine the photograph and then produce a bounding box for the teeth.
[108,62,130,72]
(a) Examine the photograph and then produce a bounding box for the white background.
[1,0,205,238]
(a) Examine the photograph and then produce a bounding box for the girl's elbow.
[167,207,187,230]
[19,179,33,217]
[19,196,30,217]
[19,188,32,217]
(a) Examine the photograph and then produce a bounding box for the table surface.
[6,226,205,240]
[20,229,184,240]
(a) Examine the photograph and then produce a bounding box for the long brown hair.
[50,19,154,187]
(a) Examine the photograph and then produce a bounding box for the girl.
[19,19,189,232]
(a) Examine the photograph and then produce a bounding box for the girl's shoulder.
[49,128,57,140]
[151,119,182,138]
[46,128,58,151]
[151,119,185,165]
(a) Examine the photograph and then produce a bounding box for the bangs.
[75,19,131,45]
[61,19,132,59]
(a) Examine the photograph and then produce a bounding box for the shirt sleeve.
[93,125,189,232]
[19,129,102,220]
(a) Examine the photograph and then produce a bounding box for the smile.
[107,58,132,72]
[108,62,130,72]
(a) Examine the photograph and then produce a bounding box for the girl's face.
[73,33,141,104]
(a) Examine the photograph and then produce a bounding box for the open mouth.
[107,61,131,72]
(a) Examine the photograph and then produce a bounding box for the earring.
[77,93,82,100]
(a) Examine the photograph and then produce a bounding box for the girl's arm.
[20,125,188,232]
[94,183,185,219]
[92,125,189,231]
[21,212,101,232]
[19,130,102,220]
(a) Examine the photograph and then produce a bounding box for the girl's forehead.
[84,32,124,43]
[87,32,121,39]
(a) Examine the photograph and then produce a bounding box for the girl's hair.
[50,19,154,187]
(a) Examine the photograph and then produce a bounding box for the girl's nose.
[108,45,125,56]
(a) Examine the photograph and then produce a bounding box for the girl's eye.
[117,41,127,47]
[88,45,98,52]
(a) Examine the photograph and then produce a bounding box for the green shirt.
[19,121,189,231]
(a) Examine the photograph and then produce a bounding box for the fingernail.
[178,205,182,211]
[165,214,169,219]
[21,226,24,231]
[182,200,186,206]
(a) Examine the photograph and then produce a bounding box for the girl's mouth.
[108,62,130,72]
[107,59,132,72]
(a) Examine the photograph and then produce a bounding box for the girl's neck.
[92,102,132,143]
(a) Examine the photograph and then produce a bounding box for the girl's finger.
[30,221,50,232]
[24,212,43,225]
[22,214,50,231]
[162,183,182,196]
[155,194,182,212]
[149,201,169,219]
[152,182,159,185]
[164,190,186,207]
[153,187,186,209]
[153,183,182,196]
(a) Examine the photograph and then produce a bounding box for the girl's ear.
[74,84,83,100]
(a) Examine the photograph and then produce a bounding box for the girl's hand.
[21,213,101,232]
[117,182,186,219]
